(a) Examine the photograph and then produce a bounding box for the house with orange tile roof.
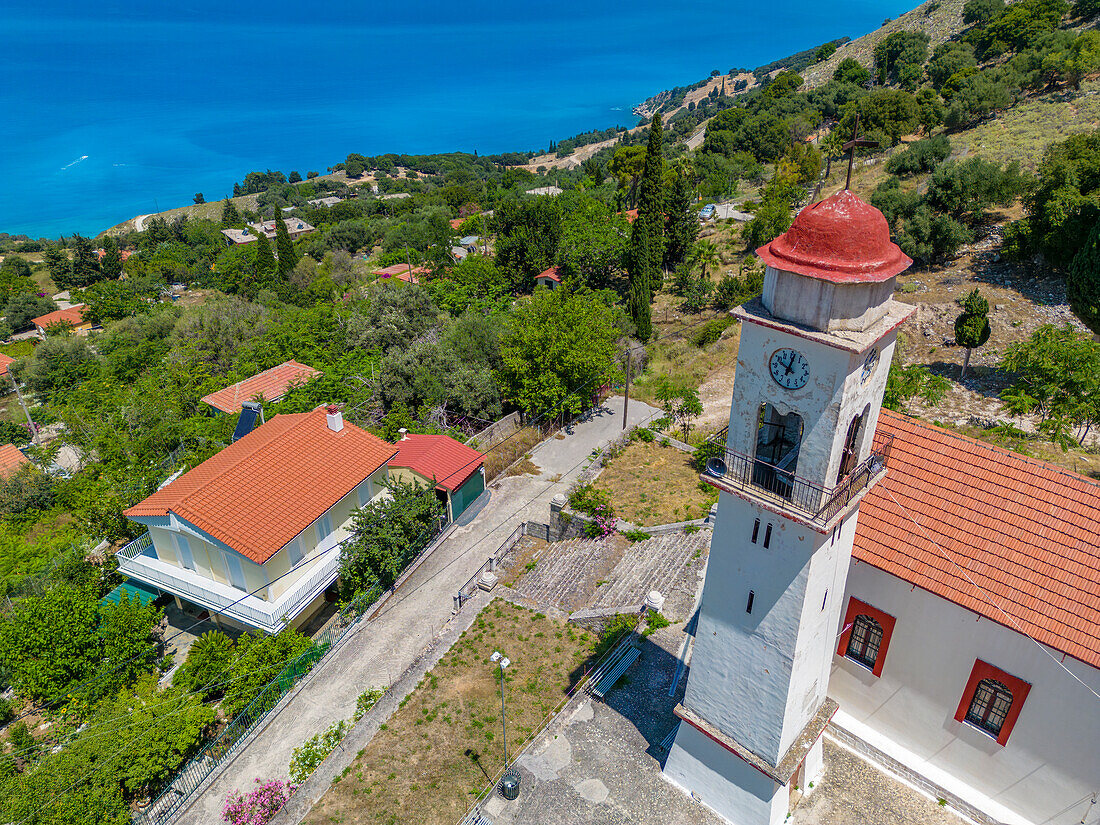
[117,406,396,633]
[201,360,321,414]
[387,430,484,523]
[535,266,562,290]
[31,304,92,339]
[0,353,14,380]
[0,443,28,477]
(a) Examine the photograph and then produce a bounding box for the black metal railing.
[700,432,891,527]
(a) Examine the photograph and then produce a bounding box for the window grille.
[965,679,1013,737]
[845,614,883,670]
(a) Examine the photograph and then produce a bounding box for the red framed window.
[837,597,896,677]
[954,660,1031,746]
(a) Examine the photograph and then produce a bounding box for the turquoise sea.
[1,0,915,238]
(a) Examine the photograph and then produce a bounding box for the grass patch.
[303,601,596,825]
[0,340,35,358]
[483,426,543,481]
[954,79,1100,172]
[593,440,717,527]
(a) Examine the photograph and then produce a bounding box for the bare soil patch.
[302,600,597,825]
[594,440,717,526]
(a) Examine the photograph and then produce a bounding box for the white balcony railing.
[115,532,342,634]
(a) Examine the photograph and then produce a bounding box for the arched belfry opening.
[836,404,870,484]
[754,403,803,498]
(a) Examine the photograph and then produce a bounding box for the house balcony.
[115,530,347,635]
[700,429,891,532]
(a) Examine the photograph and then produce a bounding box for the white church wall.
[833,560,1100,825]
[664,723,787,825]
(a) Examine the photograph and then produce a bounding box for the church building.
[663,190,1100,825]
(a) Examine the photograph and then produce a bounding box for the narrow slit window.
[763,524,772,548]
[752,519,760,543]
[822,590,828,610]
[746,590,755,614]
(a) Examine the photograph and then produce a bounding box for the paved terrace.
[473,621,970,825]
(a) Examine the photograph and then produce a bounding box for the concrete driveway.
[173,396,662,824]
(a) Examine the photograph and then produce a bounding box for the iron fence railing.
[700,431,891,527]
[455,524,525,612]
[132,585,380,825]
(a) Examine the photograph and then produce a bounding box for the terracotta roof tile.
[32,304,87,329]
[537,266,562,283]
[856,411,1100,669]
[0,444,28,477]
[388,433,483,492]
[0,353,13,377]
[201,360,321,414]
[124,408,396,563]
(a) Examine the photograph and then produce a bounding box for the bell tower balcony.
[699,426,892,533]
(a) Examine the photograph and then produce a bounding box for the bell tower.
[664,191,915,825]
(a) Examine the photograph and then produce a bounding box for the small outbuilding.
[536,266,562,290]
[387,431,485,524]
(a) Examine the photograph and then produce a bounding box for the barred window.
[845,614,883,670]
[965,679,1013,737]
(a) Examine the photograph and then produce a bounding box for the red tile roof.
[32,304,88,330]
[450,218,464,230]
[0,444,28,477]
[537,266,562,283]
[856,411,1100,668]
[124,407,397,564]
[622,209,639,224]
[372,263,429,284]
[201,360,321,414]
[0,353,13,378]
[388,433,483,492]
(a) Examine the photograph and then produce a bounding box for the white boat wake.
[60,155,89,171]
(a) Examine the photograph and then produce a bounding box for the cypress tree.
[221,198,241,228]
[253,231,276,278]
[274,217,298,275]
[1068,221,1100,336]
[627,227,653,341]
[954,288,991,379]
[626,114,665,336]
[663,167,696,272]
[100,236,123,279]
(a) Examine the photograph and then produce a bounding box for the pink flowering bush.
[585,502,618,539]
[222,778,296,825]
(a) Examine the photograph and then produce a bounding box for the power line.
[880,483,1100,703]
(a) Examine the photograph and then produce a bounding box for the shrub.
[885,135,952,176]
[354,687,386,721]
[691,437,725,473]
[8,721,33,754]
[0,695,12,725]
[643,610,671,636]
[633,426,656,443]
[289,720,349,784]
[691,317,734,347]
[592,613,639,660]
[223,778,296,825]
[568,483,611,516]
[620,528,652,542]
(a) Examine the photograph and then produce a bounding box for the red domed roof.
[756,190,912,283]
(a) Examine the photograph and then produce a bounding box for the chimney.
[398,427,408,441]
[326,405,344,433]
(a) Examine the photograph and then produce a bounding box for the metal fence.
[454,524,526,612]
[133,584,380,825]
[133,520,451,825]
[700,430,891,528]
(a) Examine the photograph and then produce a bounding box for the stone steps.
[513,537,610,607]
[593,531,711,610]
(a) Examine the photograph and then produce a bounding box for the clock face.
[861,347,880,383]
[769,348,810,390]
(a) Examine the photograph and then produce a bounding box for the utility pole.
[10,374,38,446]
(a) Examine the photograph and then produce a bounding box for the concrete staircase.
[512,537,620,610]
[593,530,711,611]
